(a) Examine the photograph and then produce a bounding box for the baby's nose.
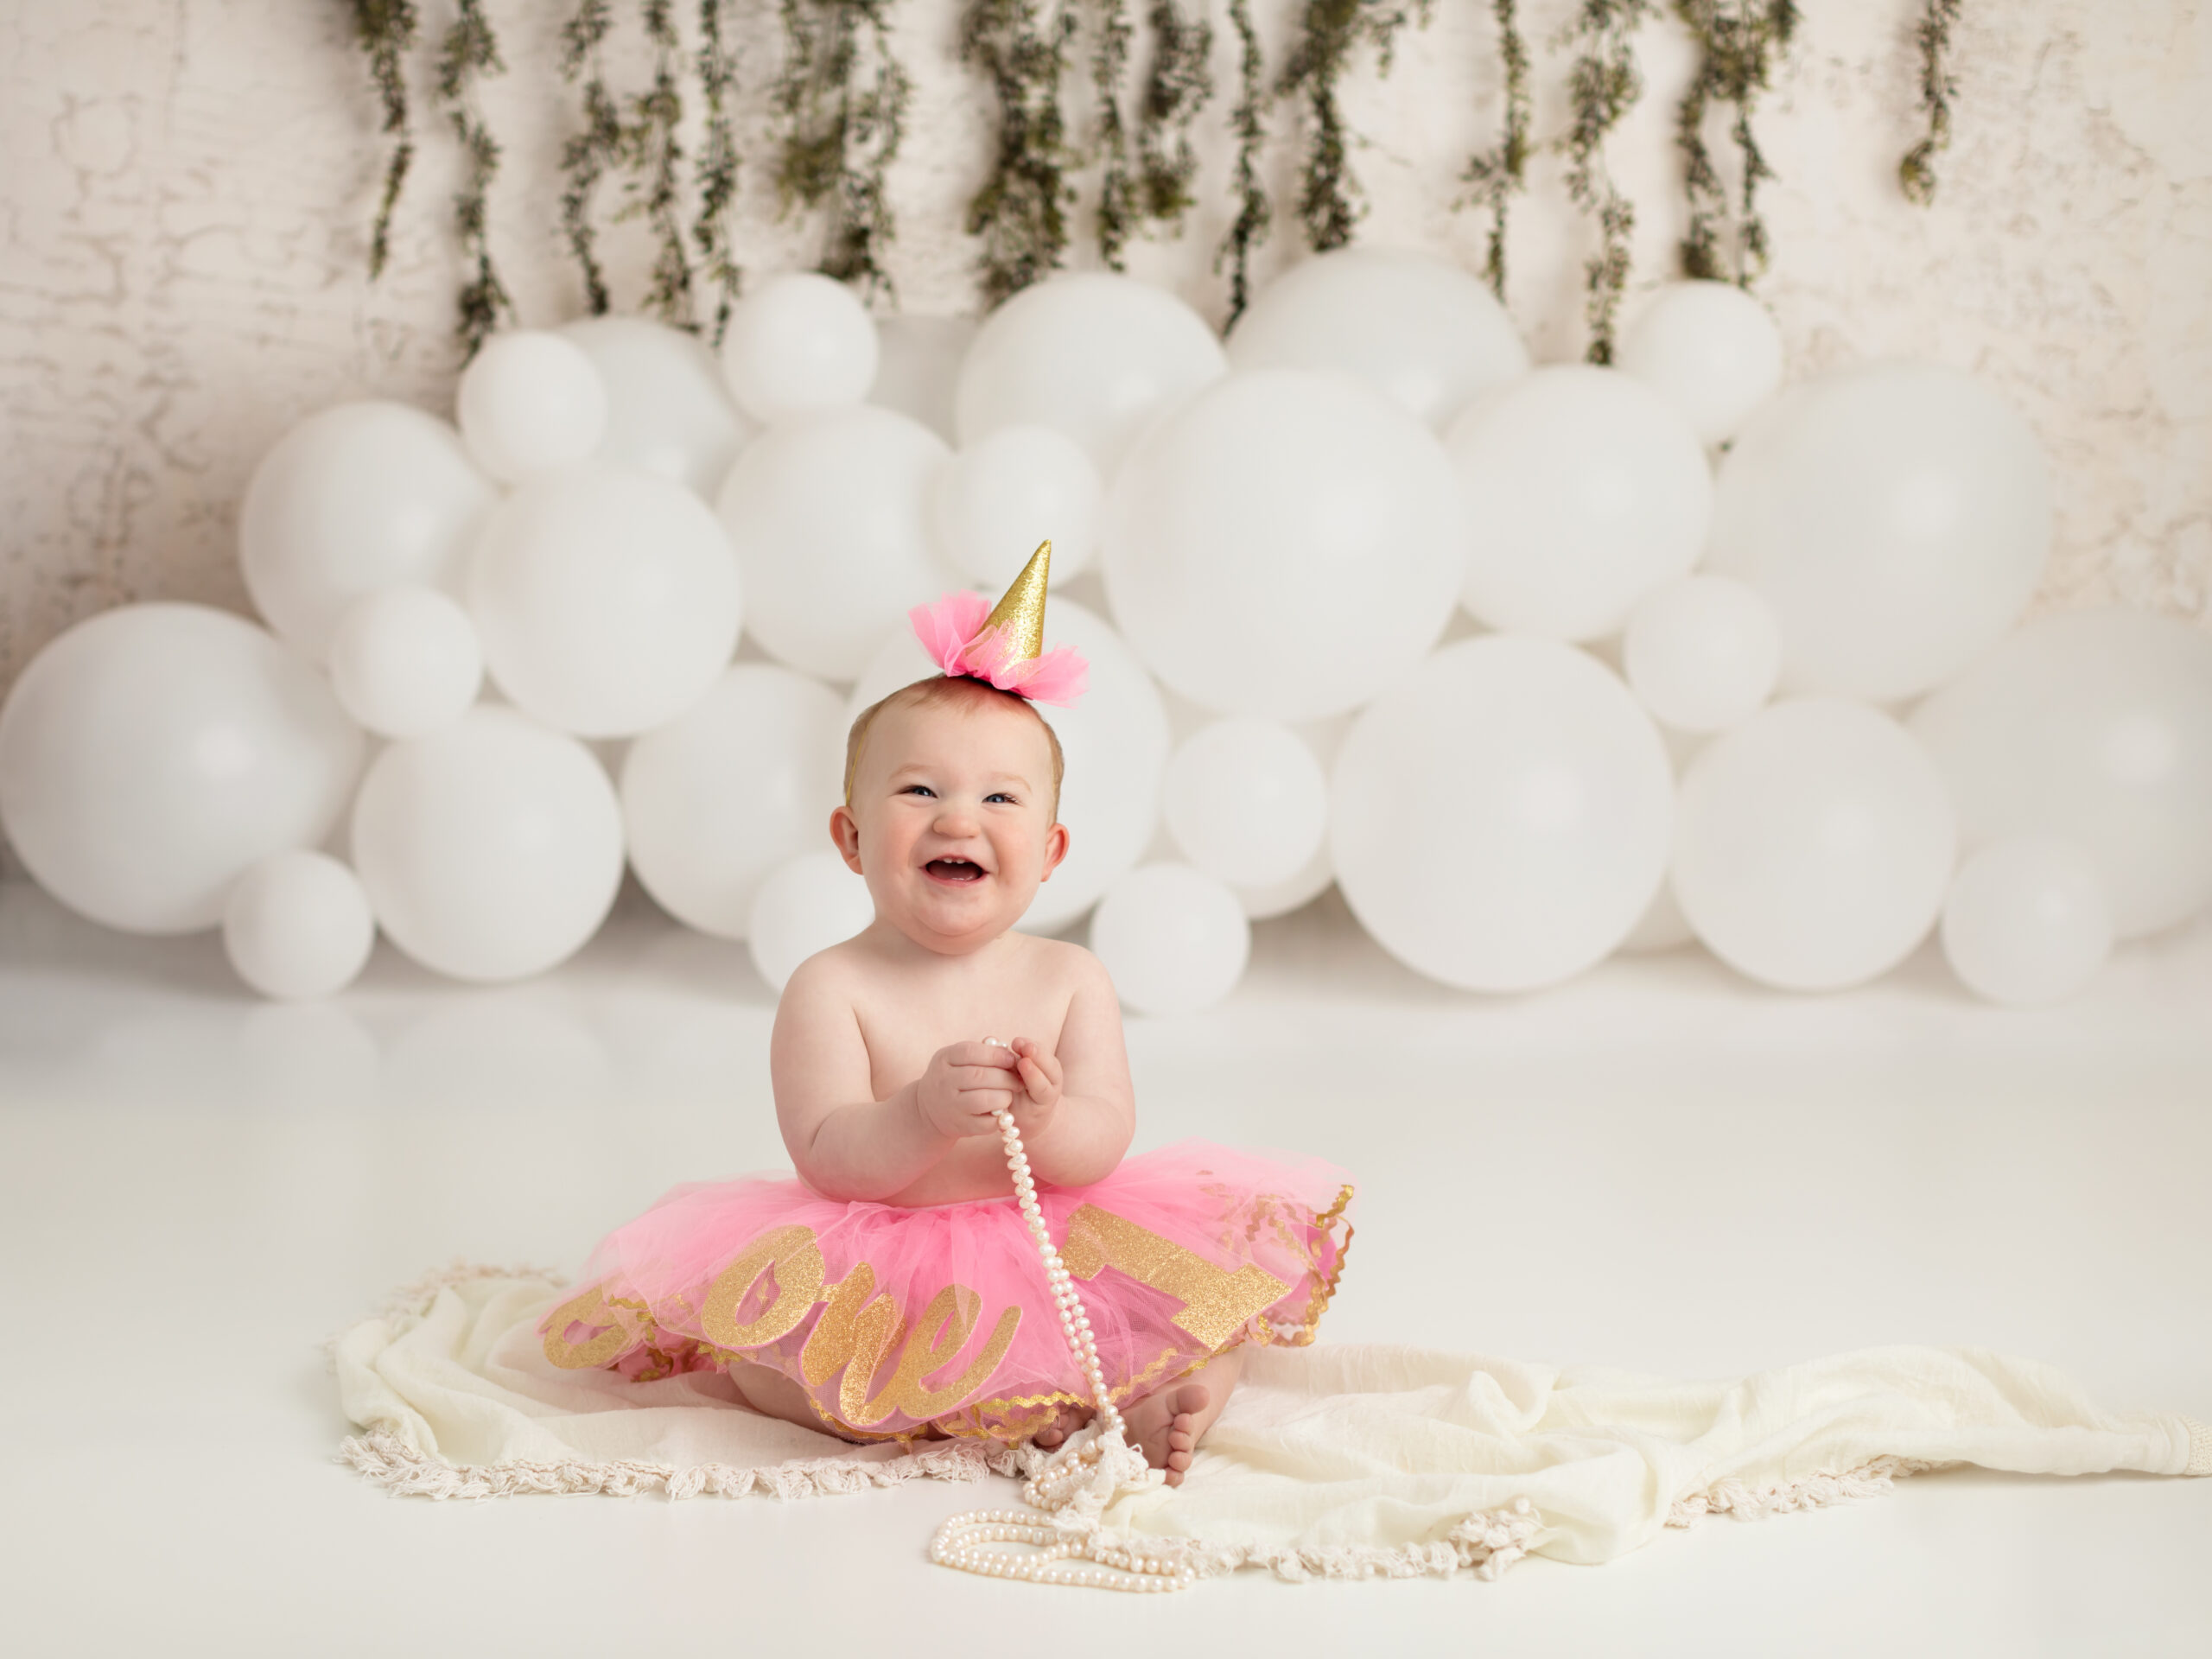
[933,803,980,835]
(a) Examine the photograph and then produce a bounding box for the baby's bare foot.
[1125,1382,1210,1486]
[1030,1400,1093,1450]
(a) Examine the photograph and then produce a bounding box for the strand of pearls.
[926,1042,1193,1593]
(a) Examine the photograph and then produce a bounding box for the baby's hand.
[913,1041,1020,1141]
[1007,1037,1063,1133]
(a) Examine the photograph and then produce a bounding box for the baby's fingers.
[944,1040,1019,1071]
[1016,1057,1058,1099]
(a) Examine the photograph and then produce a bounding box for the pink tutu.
[538,1141,1355,1446]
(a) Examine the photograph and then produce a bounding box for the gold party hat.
[978,540,1052,664]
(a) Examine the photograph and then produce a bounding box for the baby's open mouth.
[924,857,987,884]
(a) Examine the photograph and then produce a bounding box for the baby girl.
[539,547,1353,1484]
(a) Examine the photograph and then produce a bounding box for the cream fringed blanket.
[334,1266,2209,1584]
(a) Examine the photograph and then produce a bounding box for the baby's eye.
[902,785,936,798]
[986,791,1017,805]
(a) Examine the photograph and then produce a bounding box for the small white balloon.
[1232,841,1335,921]
[1623,575,1781,732]
[350,705,626,982]
[0,604,364,934]
[456,329,609,483]
[1615,281,1786,446]
[748,849,877,992]
[240,402,498,659]
[1941,836,2113,1007]
[1674,698,1956,992]
[1163,718,1328,888]
[562,315,757,498]
[470,465,743,738]
[1089,862,1251,1015]
[222,850,377,1000]
[622,665,847,939]
[930,424,1103,588]
[326,587,483,739]
[1448,365,1713,641]
[1227,245,1530,430]
[720,271,880,423]
[870,315,980,442]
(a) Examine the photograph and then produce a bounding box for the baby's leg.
[1124,1347,1243,1487]
[727,1360,860,1440]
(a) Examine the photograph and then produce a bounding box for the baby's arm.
[1005,946,1135,1188]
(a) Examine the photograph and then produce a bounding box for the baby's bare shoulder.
[777,938,872,1014]
[1015,933,1112,995]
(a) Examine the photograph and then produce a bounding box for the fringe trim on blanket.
[1165,1498,1548,1583]
[321,1259,569,1368]
[1666,1455,1956,1528]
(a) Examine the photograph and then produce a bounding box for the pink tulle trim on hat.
[907,592,1090,709]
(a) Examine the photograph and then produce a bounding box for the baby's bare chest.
[852,965,1072,1096]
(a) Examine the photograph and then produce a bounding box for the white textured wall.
[3,0,2207,702]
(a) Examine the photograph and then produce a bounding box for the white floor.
[2,873,2208,1657]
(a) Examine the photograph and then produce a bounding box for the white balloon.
[870,315,979,442]
[930,424,1102,589]
[1104,369,1465,721]
[622,665,846,939]
[470,465,742,738]
[720,270,880,423]
[747,849,877,993]
[1447,365,1713,641]
[1707,361,2052,702]
[1622,575,1781,732]
[1618,880,1696,955]
[956,272,1226,478]
[1332,637,1674,991]
[326,587,483,739]
[1675,698,1956,991]
[240,402,498,659]
[561,315,757,498]
[1615,281,1786,446]
[1941,836,2113,1007]
[1232,840,1335,920]
[1163,718,1327,888]
[222,849,377,1000]
[350,705,625,982]
[1910,607,2212,938]
[1227,246,1529,430]
[0,604,364,934]
[718,405,955,681]
[455,329,609,483]
[1089,862,1251,1015]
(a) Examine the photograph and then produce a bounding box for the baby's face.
[833,695,1067,956]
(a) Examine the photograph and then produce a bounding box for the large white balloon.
[1332,637,1675,991]
[1674,698,1955,991]
[719,271,880,423]
[718,405,956,681]
[222,849,377,1000]
[1103,369,1466,721]
[326,586,483,739]
[470,466,741,738]
[747,849,877,992]
[455,329,609,483]
[930,424,1102,589]
[1615,281,1786,446]
[956,272,1226,477]
[350,705,625,982]
[1910,607,2212,938]
[1941,836,2113,1007]
[1163,718,1328,888]
[1226,246,1529,430]
[561,315,757,498]
[622,664,847,939]
[0,604,364,933]
[1622,575,1781,732]
[239,402,498,660]
[1707,361,2052,702]
[1447,365,1713,641]
[870,315,979,442]
[1089,863,1251,1015]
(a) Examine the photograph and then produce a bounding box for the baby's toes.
[1167,1427,1193,1453]
[1034,1424,1065,1448]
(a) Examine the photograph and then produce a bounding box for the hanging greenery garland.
[352,0,419,282]
[1133,2,1214,236]
[436,0,513,355]
[557,1,621,317]
[1093,0,1137,269]
[962,0,1078,307]
[1215,0,1272,322]
[772,0,912,302]
[625,1,696,326]
[1899,0,1962,206]
[1560,0,1658,364]
[695,0,744,336]
[1673,2,1796,286]
[1459,0,1530,303]
[1277,0,1429,256]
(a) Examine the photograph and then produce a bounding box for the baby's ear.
[1039,821,1071,880]
[829,805,864,873]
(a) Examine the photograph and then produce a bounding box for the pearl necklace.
[926,1045,1195,1592]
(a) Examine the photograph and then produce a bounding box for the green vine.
[1278,0,1430,256]
[696,0,744,336]
[1133,0,1215,236]
[624,1,696,327]
[351,0,419,280]
[1093,0,1137,269]
[1459,0,1530,303]
[558,1,620,316]
[1674,2,1797,285]
[1560,0,1659,363]
[1899,0,1961,206]
[962,0,1078,307]
[1215,0,1271,322]
[435,0,512,355]
[776,0,913,302]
